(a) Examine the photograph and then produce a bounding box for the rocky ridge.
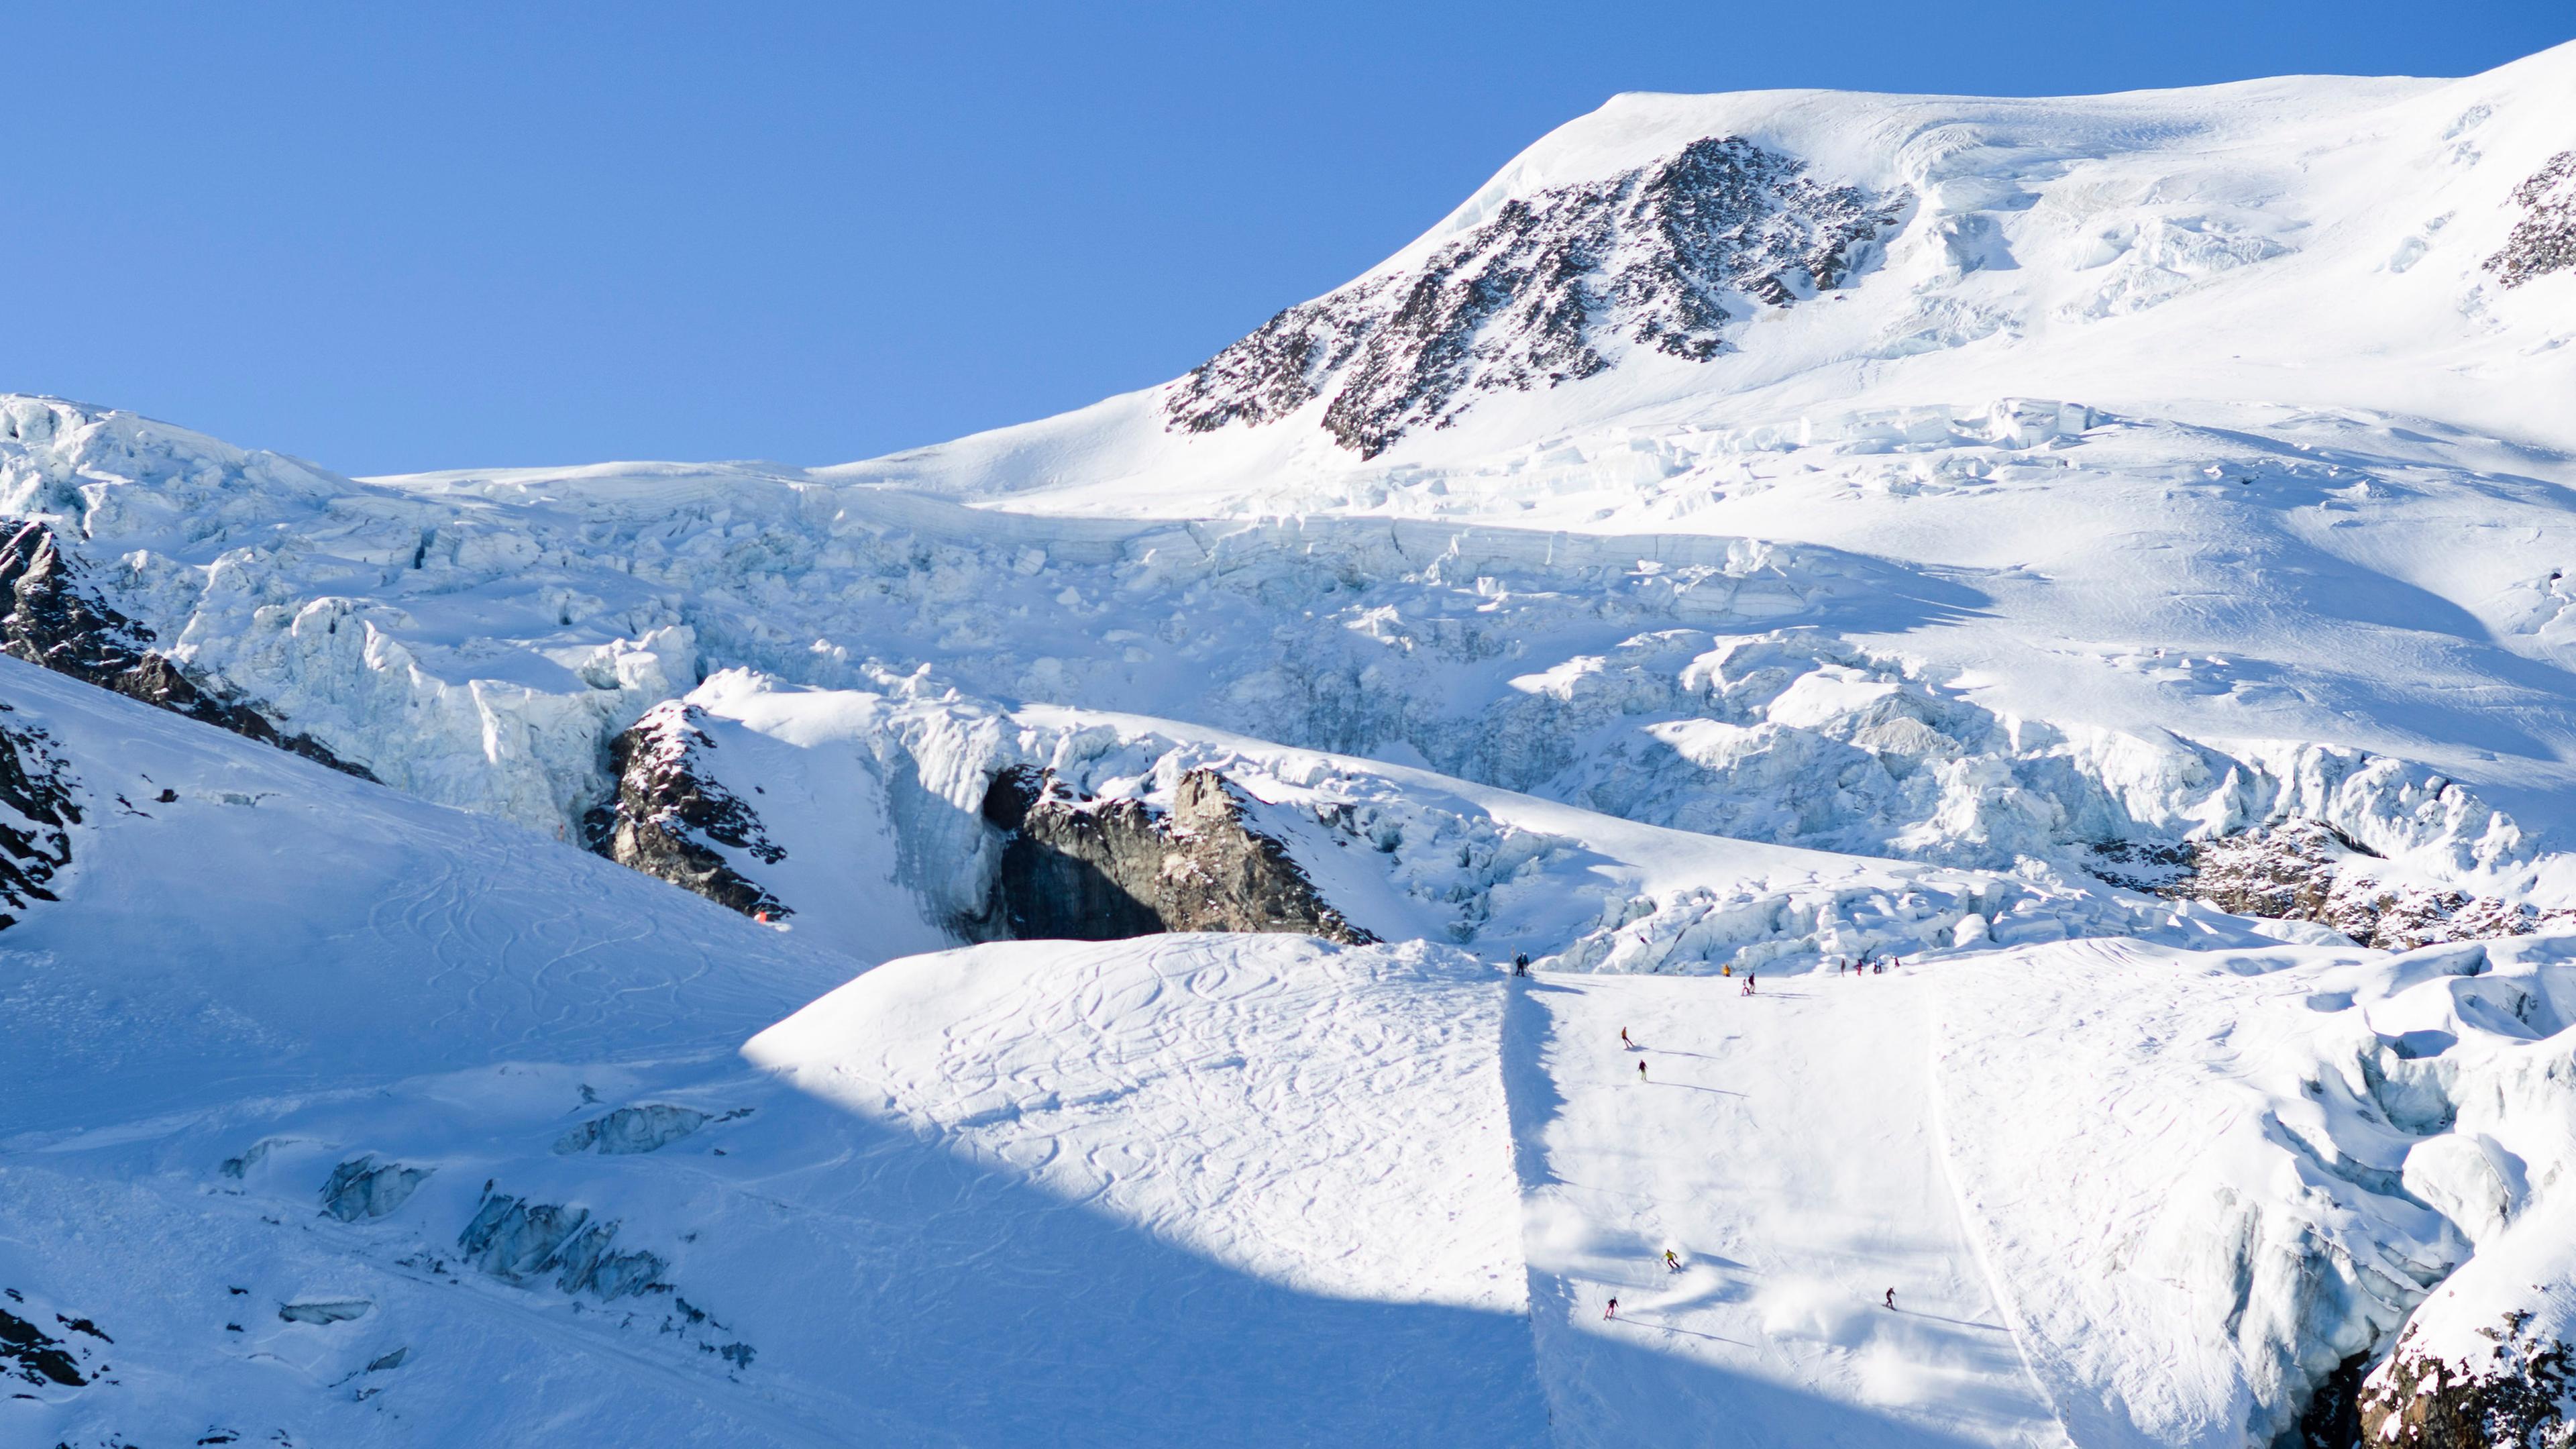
[2091,819,2576,951]
[979,764,1373,944]
[2359,1310,2573,1448]
[2486,150,2576,290]
[0,521,370,780]
[0,701,78,931]
[1165,136,1911,456]
[586,700,792,921]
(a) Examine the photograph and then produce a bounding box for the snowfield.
[10,36,2576,1448]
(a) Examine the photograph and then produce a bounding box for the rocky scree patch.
[2357,1309,2573,1448]
[2485,150,2576,290]
[1165,136,1912,457]
[2091,819,2576,950]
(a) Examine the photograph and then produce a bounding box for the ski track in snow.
[1509,967,2069,1448]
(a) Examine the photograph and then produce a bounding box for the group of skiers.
[1605,1279,1900,1321]
[1535,947,1910,1334]
[1507,951,1903,981]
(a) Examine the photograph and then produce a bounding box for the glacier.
[8,36,2576,1449]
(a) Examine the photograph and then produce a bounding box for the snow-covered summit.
[832,42,2576,508]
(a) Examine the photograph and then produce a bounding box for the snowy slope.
[0,654,855,1129]
[1,677,1560,1445]
[1507,968,2068,1447]
[11,38,2576,1449]
[8,663,2571,1445]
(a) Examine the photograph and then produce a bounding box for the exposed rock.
[2485,150,2576,290]
[553,1104,714,1156]
[0,1303,86,1387]
[0,521,372,779]
[457,1186,668,1301]
[584,701,789,920]
[0,703,78,932]
[1166,136,1911,456]
[2090,820,2573,949]
[2357,1311,2573,1447]
[982,765,1372,943]
[319,1156,431,1222]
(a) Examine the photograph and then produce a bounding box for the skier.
[1621,1028,1634,1050]
[1513,951,1529,977]
[1605,1298,1619,1320]
[1664,1249,1681,1274]
[1638,1059,1648,1082]
[1884,1288,1896,1311]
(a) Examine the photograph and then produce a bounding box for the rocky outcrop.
[981,765,1372,943]
[1166,136,1910,456]
[2486,150,2575,290]
[0,521,372,779]
[0,704,78,932]
[1,1298,89,1388]
[2091,820,2573,949]
[2357,1311,2573,1447]
[584,701,789,920]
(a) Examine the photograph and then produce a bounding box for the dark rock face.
[0,704,78,932]
[2486,150,2576,290]
[2090,820,2571,950]
[586,701,790,921]
[2356,1312,2573,1448]
[983,765,1373,944]
[1166,136,1911,458]
[2290,1350,2369,1448]
[0,521,372,780]
[0,1302,88,1387]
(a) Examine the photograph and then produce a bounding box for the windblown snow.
[11,37,2576,1449]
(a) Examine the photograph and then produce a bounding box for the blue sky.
[3,3,2567,474]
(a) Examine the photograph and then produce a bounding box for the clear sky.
[3,3,2567,475]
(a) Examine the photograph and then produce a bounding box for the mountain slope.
[10,39,2576,1448]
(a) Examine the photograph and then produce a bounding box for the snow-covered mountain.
[9,39,2576,1448]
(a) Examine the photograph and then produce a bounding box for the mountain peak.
[1165,136,1909,458]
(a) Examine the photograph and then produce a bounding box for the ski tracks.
[1501,967,2073,1448]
